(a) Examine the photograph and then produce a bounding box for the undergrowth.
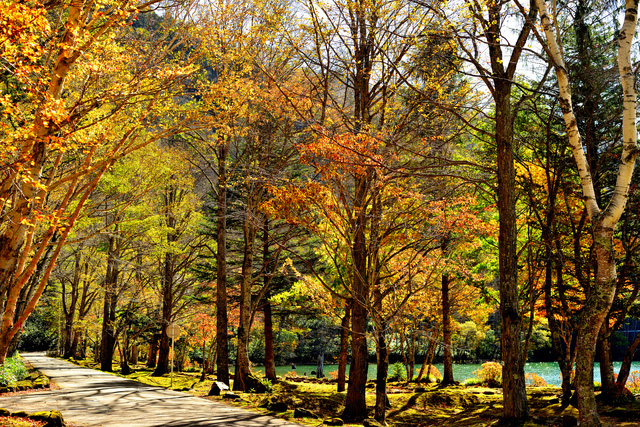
[0,355,28,387]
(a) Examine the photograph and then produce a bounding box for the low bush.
[472,362,502,387]
[524,373,547,387]
[424,365,442,382]
[0,355,29,387]
[627,370,640,393]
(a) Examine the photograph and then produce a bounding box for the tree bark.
[495,79,528,420]
[215,143,230,386]
[342,175,370,421]
[264,296,276,381]
[147,333,159,368]
[153,250,174,377]
[233,187,260,392]
[597,326,615,396]
[374,319,389,422]
[263,223,276,382]
[100,236,119,372]
[442,271,454,385]
[337,299,351,392]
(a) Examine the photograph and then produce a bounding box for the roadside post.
[166,323,181,388]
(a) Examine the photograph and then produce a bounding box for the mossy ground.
[0,417,45,427]
[69,359,640,426]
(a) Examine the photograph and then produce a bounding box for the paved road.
[0,353,302,427]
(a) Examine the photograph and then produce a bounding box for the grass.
[68,358,640,426]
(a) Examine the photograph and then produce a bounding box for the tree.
[533,0,639,423]
[278,0,469,419]
[413,0,539,418]
[0,0,201,362]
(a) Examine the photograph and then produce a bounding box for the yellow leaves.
[0,0,50,66]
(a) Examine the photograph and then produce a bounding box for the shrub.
[0,355,29,387]
[426,365,442,381]
[525,373,547,387]
[627,370,640,393]
[259,377,273,393]
[473,362,502,387]
[389,362,406,382]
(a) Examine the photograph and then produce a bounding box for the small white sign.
[166,323,181,339]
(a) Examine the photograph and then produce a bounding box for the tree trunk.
[264,296,276,381]
[147,333,159,368]
[342,175,370,421]
[415,338,432,382]
[130,344,139,365]
[374,321,389,422]
[574,226,617,426]
[316,353,324,378]
[495,80,528,421]
[597,326,616,397]
[215,143,230,386]
[337,299,351,392]
[153,251,174,377]
[442,271,454,385]
[100,236,118,372]
[263,223,276,382]
[343,295,368,420]
[233,189,259,392]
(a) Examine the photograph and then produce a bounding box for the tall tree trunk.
[215,143,230,386]
[263,223,276,382]
[130,344,138,365]
[62,255,80,359]
[495,79,528,420]
[374,319,389,422]
[153,251,174,376]
[233,188,259,392]
[416,338,433,382]
[147,333,159,368]
[476,0,537,419]
[337,299,351,392]
[100,236,119,372]
[342,175,370,422]
[442,270,454,385]
[597,326,616,397]
[574,226,618,425]
[264,296,276,382]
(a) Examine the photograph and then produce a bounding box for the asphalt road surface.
[0,353,302,427]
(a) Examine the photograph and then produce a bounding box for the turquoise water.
[249,361,640,386]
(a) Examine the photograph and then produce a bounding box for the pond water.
[249,361,640,386]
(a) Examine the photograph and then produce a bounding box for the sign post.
[166,323,181,388]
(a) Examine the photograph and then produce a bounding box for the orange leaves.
[262,181,326,228]
[298,132,383,178]
[186,312,217,347]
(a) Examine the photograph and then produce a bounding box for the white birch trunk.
[535,0,639,425]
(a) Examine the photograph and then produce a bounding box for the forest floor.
[69,359,640,427]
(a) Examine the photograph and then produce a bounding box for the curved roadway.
[0,353,302,427]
